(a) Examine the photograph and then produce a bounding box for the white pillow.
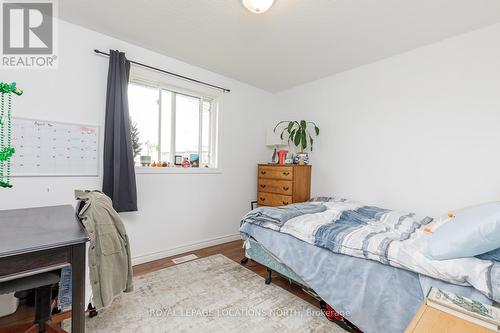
[423,202,500,260]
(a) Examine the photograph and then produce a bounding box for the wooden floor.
[0,240,318,329]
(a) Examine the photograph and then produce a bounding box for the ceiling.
[59,0,500,92]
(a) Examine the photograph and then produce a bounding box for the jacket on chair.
[75,190,133,309]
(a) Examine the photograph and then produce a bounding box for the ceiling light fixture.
[242,0,275,14]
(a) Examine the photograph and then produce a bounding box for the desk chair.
[0,271,66,333]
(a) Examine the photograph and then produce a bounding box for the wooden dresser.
[257,164,311,207]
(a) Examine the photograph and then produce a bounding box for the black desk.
[0,205,89,333]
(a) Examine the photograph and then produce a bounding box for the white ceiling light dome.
[242,0,275,14]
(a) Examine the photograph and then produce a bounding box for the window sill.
[135,166,221,174]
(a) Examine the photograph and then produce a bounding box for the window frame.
[128,74,221,174]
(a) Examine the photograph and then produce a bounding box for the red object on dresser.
[277,150,288,164]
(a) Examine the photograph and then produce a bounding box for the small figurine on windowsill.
[182,157,190,168]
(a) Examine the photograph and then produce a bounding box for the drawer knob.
[260,197,266,201]
[260,184,266,188]
[283,172,290,176]
[283,201,289,205]
[283,186,289,191]
[260,171,267,175]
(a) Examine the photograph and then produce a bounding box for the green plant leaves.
[289,129,296,144]
[273,120,290,133]
[294,128,302,146]
[273,120,320,152]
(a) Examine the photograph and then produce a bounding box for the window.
[128,81,218,170]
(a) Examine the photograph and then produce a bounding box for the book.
[426,287,500,332]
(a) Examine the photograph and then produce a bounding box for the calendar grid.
[11,117,99,176]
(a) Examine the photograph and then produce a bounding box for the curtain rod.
[94,49,231,93]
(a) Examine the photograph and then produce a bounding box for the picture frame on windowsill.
[190,154,199,168]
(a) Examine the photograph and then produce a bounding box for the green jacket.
[75,190,133,310]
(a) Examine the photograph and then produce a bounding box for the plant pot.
[294,153,309,165]
[140,155,151,166]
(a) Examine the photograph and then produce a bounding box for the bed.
[239,197,499,333]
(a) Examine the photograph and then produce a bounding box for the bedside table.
[405,303,497,333]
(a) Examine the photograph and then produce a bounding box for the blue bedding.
[241,199,500,302]
[477,247,500,262]
[240,222,492,333]
[243,203,327,228]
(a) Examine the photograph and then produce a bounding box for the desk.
[0,205,89,333]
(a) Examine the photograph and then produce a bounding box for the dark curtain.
[102,50,138,212]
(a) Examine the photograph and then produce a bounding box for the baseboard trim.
[131,233,241,266]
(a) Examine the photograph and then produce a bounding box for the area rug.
[64,254,344,332]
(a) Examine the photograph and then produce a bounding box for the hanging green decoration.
[0,82,23,188]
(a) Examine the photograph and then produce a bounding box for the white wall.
[0,20,275,263]
[3,18,500,264]
[275,23,500,216]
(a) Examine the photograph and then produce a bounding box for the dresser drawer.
[258,165,293,180]
[258,179,293,195]
[258,192,293,207]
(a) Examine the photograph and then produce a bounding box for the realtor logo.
[1,0,58,68]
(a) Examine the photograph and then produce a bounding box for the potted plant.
[140,141,157,167]
[273,120,320,165]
